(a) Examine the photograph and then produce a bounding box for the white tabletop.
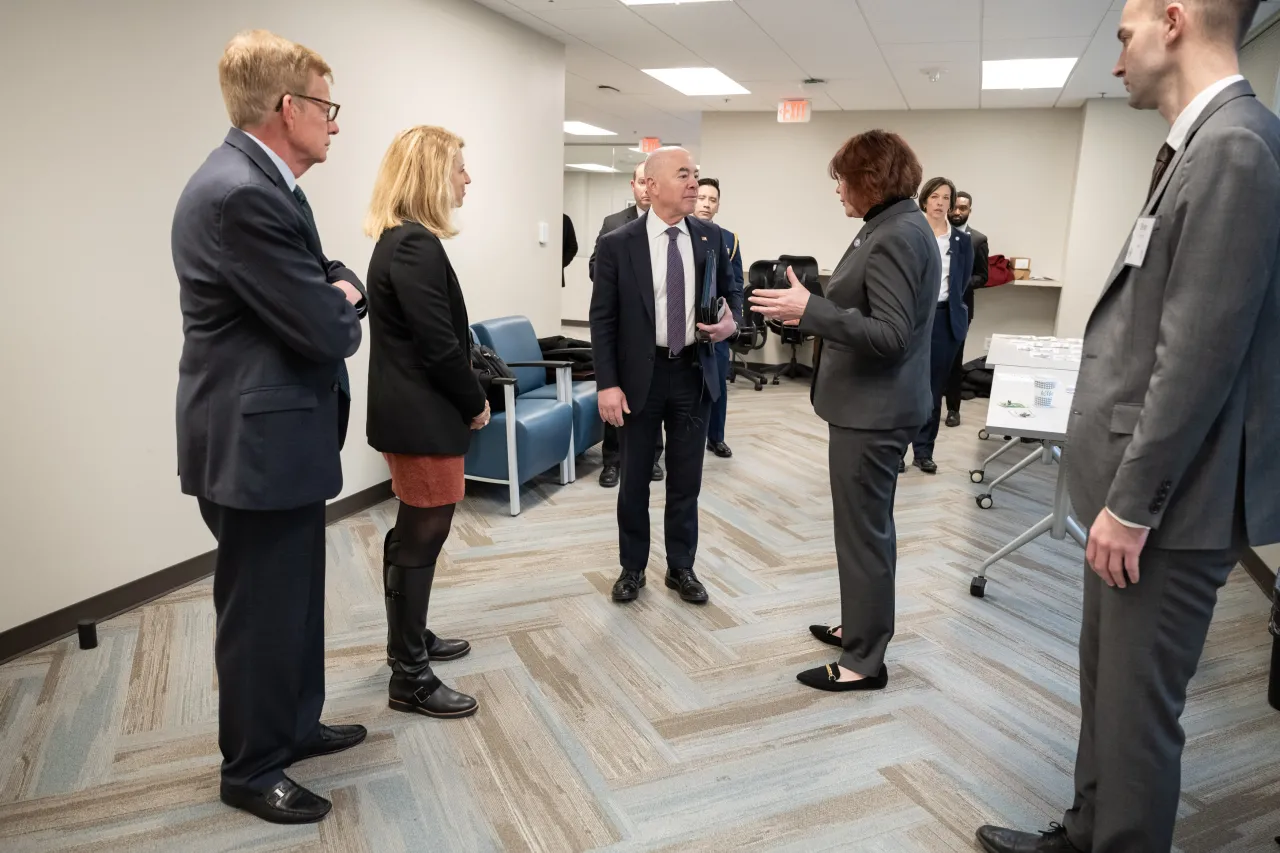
[987,334,1083,371]
[985,364,1077,441]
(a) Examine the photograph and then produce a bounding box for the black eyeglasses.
[276,93,340,122]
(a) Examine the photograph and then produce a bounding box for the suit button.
[332,382,340,392]
[1072,410,1082,416]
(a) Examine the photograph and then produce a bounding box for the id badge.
[1124,216,1157,268]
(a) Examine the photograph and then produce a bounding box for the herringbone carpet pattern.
[1,384,1277,852]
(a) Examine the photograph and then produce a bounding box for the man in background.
[172,29,368,824]
[590,161,664,487]
[944,190,988,427]
[693,177,743,458]
[977,0,1280,850]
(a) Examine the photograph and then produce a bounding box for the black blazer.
[941,226,975,340]
[562,213,577,288]
[366,222,486,456]
[588,204,640,282]
[964,227,989,319]
[589,212,742,412]
[172,128,366,512]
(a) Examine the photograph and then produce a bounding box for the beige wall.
[0,0,564,634]
[563,171,638,323]
[1242,18,1280,114]
[1055,98,1169,338]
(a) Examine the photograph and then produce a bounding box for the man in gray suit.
[172,30,368,825]
[978,1,1280,851]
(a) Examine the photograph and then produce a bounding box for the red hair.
[828,130,923,208]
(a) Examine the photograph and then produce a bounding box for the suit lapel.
[629,213,656,325]
[225,128,326,260]
[689,216,708,294]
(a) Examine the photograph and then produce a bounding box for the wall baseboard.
[1241,547,1277,601]
[0,480,394,667]
[561,319,589,328]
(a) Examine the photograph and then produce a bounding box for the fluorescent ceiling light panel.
[621,0,731,5]
[642,67,749,97]
[566,163,620,173]
[563,121,616,136]
[982,58,1078,90]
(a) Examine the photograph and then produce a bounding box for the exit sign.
[777,99,811,123]
[639,137,661,153]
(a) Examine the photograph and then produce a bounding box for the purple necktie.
[665,226,685,355]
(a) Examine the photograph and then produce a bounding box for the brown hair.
[1177,0,1263,48]
[218,30,332,129]
[918,176,958,212]
[365,126,465,240]
[828,130,923,208]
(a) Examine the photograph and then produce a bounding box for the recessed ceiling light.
[642,67,750,97]
[566,163,621,173]
[982,58,1078,90]
[621,0,730,5]
[563,121,616,136]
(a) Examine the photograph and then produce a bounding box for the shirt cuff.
[1106,507,1150,530]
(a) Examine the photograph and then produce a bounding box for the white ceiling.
[470,0,1280,164]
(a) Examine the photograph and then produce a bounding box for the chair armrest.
[490,376,517,386]
[542,347,593,357]
[506,360,574,369]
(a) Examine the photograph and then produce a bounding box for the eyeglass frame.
[276,93,340,122]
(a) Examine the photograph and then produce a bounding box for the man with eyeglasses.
[171,29,367,825]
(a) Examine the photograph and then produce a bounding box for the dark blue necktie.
[666,226,686,355]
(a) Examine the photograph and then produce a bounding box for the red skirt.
[384,452,465,508]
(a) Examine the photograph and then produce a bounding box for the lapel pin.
[854,238,861,248]
[700,235,707,241]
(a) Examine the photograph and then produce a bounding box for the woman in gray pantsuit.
[750,130,938,692]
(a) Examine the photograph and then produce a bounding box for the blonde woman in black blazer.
[365,125,488,720]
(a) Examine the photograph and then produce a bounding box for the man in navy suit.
[172,30,367,824]
[693,177,744,458]
[590,147,741,605]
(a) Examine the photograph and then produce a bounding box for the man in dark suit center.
[590,147,741,605]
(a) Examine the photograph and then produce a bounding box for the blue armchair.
[464,320,576,516]
[470,316,605,458]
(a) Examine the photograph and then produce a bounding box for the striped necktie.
[665,226,686,355]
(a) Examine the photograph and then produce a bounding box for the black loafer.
[427,632,471,661]
[220,777,331,824]
[913,457,938,475]
[707,441,733,458]
[898,459,906,473]
[976,823,1080,852]
[796,662,888,692]
[612,570,645,602]
[295,723,367,762]
[600,465,620,488]
[389,675,478,719]
[666,568,708,604]
[945,410,961,428]
[808,624,843,648]
[651,462,664,481]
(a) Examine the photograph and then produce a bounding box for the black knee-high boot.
[384,560,478,718]
[382,528,471,667]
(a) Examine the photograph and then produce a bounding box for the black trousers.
[617,354,710,571]
[603,424,663,467]
[942,317,972,412]
[912,304,964,460]
[198,498,327,791]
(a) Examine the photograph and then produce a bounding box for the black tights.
[394,502,457,568]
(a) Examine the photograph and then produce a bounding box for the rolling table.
[970,364,1087,598]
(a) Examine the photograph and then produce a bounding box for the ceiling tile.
[982,37,1091,61]
[982,0,1113,41]
[880,41,979,64]
[857,0,981,44]
[631,3,805,82]
[736,0,891,80]
[821,78,910,111]
[535,7,703,69]
[980,88,1061,109]
[506,0,621,10]
[564,42,671,95]
[1058,9,1127,103]
[886,58,980,109]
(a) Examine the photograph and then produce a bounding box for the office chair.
[758,255,820,383]
[732,263,774,391]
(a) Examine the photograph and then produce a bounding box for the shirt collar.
[1167,75,1243,151]
[646,210,689,240]
[243,131,298,191]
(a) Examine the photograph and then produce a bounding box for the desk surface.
[987,333,1083,370]
[986,364,1077,441]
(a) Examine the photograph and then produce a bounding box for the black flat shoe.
[796,662,888,692]
[808,624,843,648]
[913,457,938,475]
[666,568,708,604]
[945,410,961,428]
[899,459,906,473]
[294,723,367,762]
[651,462,664,481]
[389,674,478,719]
[220,777,331,824]
[976,823,1079,853]
[707,440,733,458]
[600,465,620,488]
[612,570,645,602]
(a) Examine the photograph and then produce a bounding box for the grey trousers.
[829,424,913,677]
[1062,543,1242,853]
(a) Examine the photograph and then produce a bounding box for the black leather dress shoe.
[665,568,708,604]
[797,662,888,692]
[389,674,478,719]
[899,458,906,473]
[707,440,733,458]
[295,723,367,762]
[976,823,1079,853]
[600,465,620,488]
[651,462,664,481]
[426,632,471,661]
[808,624,843,648]
[221,777,331,824]
[945,410,961,428]
[612,570,645,602]
[913,457,938,475]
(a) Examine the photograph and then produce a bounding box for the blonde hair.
[218,30,332,129]
[364,126,465,240]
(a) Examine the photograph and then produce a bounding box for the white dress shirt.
[935,230,952,304]
[244,131,298,191]
[646,212,696,348]
[1105,75,1243,533]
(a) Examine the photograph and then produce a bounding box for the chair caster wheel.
[970,469,984,483]
[771,378,780,385]
[753,382,763,391]
[978,429,990,440]
[970,577,987,598]
[976,494,994,510]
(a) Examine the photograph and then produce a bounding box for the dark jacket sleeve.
[324,259,368,319]
[219,184,361,363]
[563,214,578,269]
[588,217,610,283]
[969,233,989,292]
[389,229,487,420]
[799,229,922,365]
[589,231,622,390]
[721,229,743,324]
[729,232,745,321]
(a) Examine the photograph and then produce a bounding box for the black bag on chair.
[470,331,515,412]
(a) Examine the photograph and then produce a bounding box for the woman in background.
[750,130,937,692]
[365,126,487,719]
